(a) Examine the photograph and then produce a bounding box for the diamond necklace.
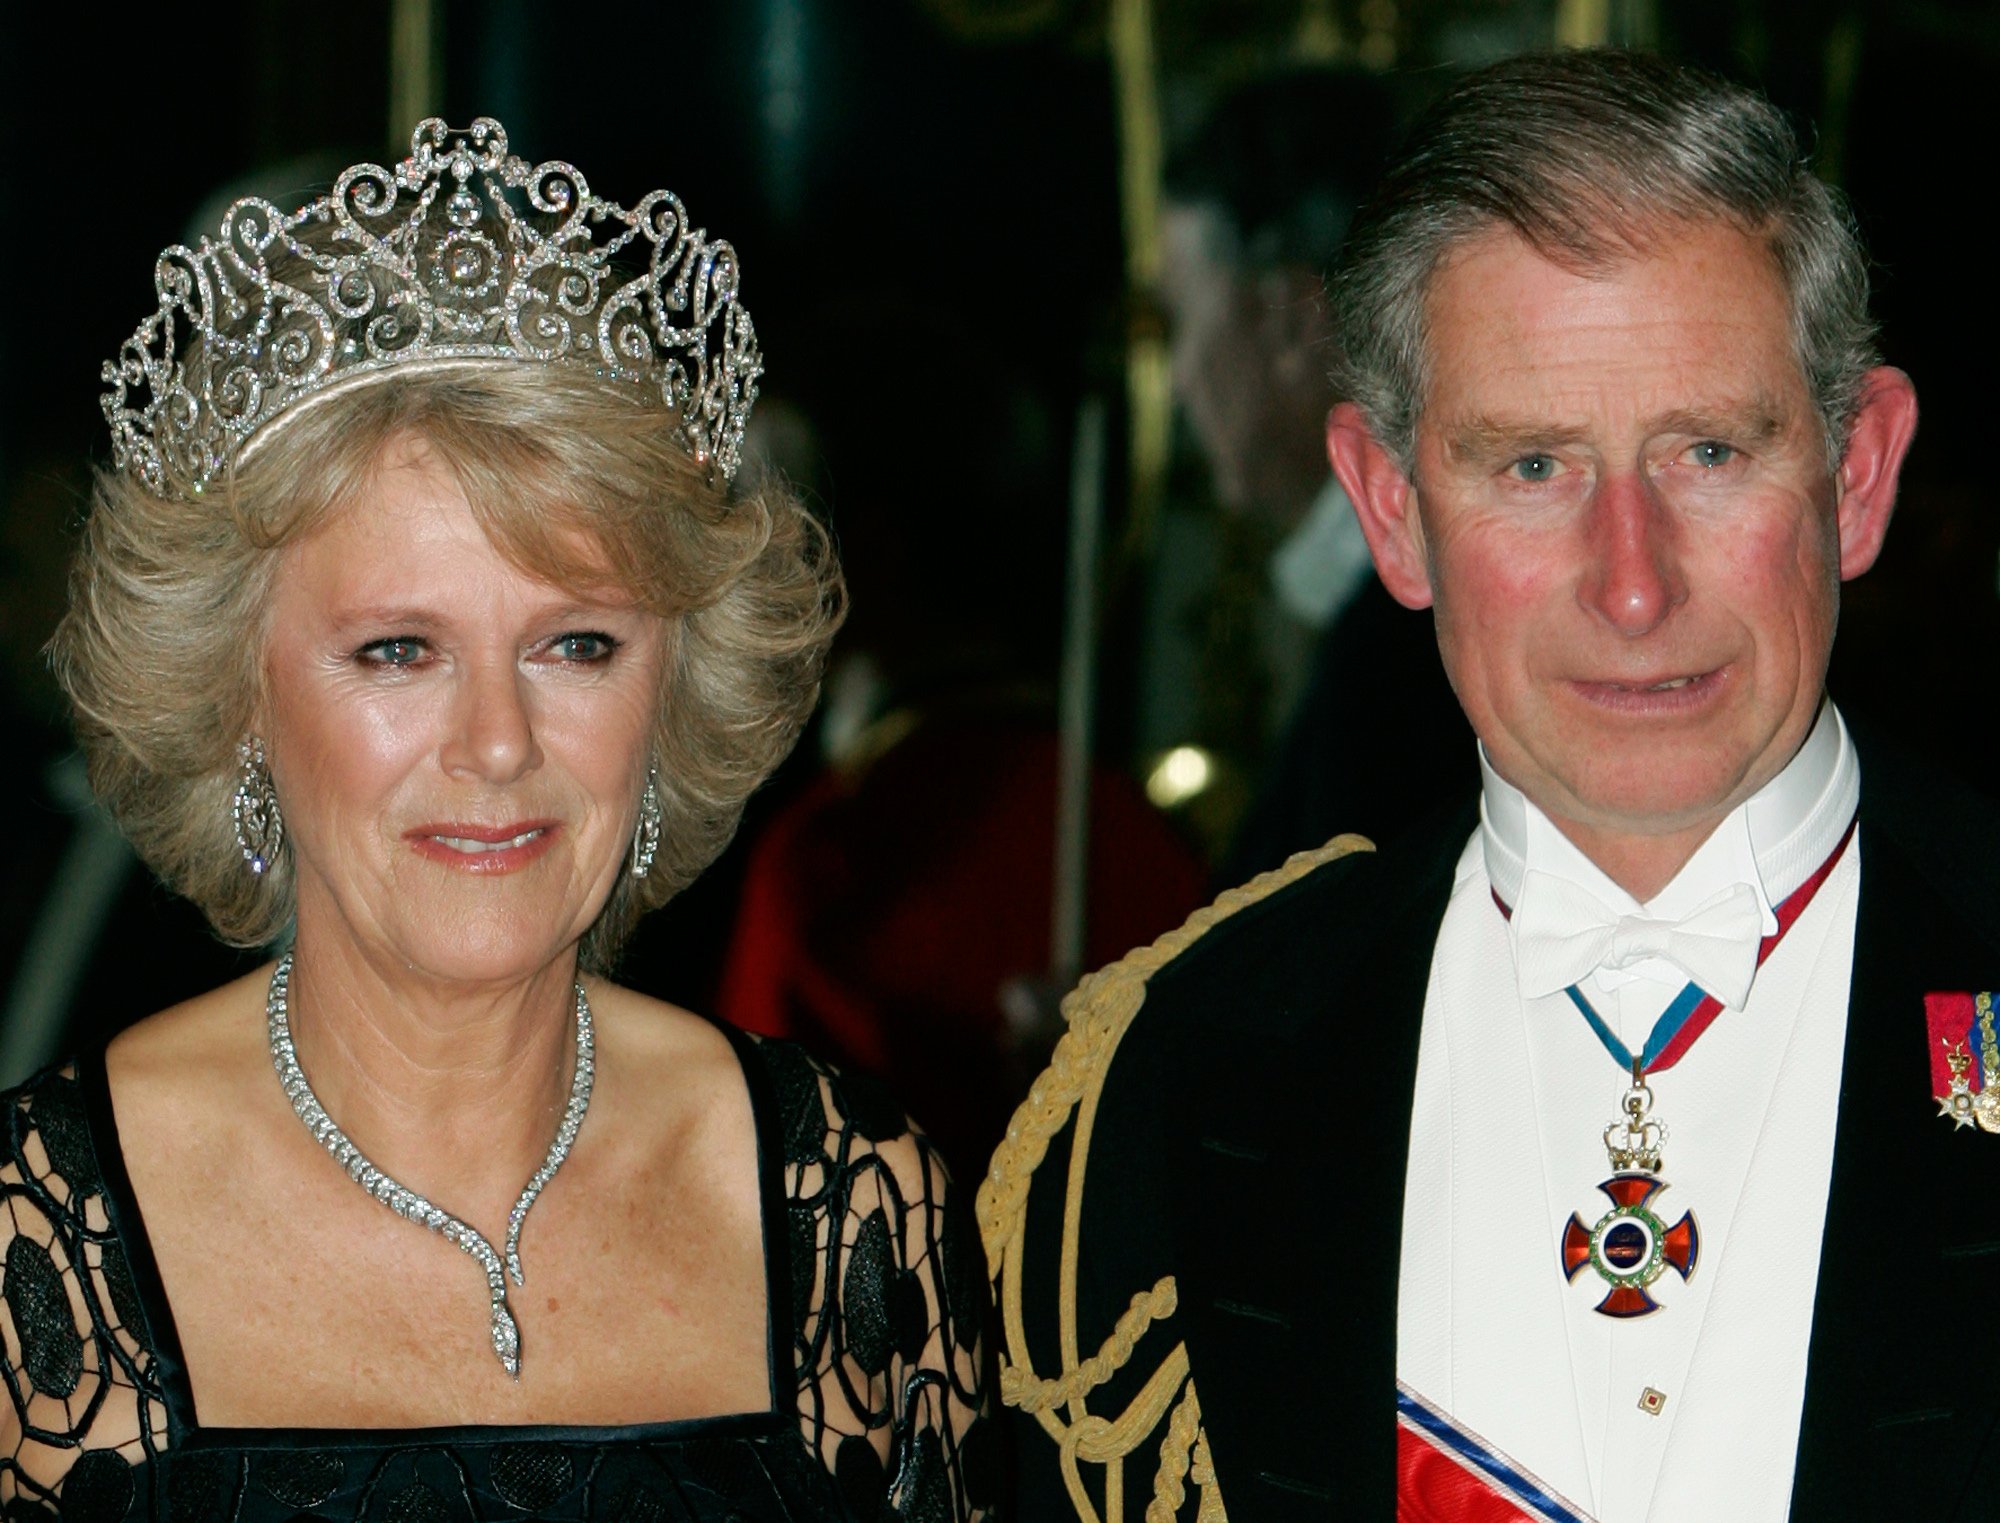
[264,951,594,1378]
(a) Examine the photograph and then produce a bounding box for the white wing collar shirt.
[1397,702,1862,1521]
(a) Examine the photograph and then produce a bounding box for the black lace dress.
[0,1030,997,1520]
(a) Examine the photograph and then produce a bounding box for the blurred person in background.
[1155,68,1473,881]
[0,120,994,1521]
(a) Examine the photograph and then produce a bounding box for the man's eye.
[1509,454,1560,482]
[358,637,426,667]
[1689,440,1736,468]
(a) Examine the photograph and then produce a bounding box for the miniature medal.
[1927,992,2000,1133]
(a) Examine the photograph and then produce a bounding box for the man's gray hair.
[1326,49,1877,473]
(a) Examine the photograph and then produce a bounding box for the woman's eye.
[549,631,618,663]
[357,637,426,667]
[1509,453,1560,482]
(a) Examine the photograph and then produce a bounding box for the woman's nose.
[440,659,542,784]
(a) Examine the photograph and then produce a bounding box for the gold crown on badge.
[102,117,760,499]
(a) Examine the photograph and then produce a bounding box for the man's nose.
[1578,469,1687,636]
[440,658,542,785]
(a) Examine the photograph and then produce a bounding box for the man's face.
[1160,203,1333,527]
[1395,222,1848,850]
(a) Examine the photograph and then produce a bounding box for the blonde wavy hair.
[52,364,844,972]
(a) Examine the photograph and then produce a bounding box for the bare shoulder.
[0,965,271,1184]
[105,964,275,1089]
[100,967,282,1191]
[585,981,743,1089]
[583,986,949,1204]
[584,982,749,1124]
[580,983,767,1185]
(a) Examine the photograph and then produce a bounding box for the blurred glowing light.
[1146,745,1214,809]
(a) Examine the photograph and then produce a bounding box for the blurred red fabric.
[717,718,1205,1174]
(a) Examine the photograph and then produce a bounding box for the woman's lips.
[404,821,560,873]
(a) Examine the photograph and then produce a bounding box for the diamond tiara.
[102,117,761,499]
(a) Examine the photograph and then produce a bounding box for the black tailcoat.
[1013,740,2000,1520]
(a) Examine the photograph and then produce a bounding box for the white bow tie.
[1511,873,1766,1009]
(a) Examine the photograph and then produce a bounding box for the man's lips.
[404,821,560,871]
[1605,674,1700,691]
[1569,667,1728,710]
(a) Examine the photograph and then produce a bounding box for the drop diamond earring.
[232,736,284,876]
[631,762,663,879]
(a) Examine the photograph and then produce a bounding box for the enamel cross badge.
[1560,1064,1701,1317]
[1561,1175,1700,1319]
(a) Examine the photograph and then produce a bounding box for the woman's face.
[260,434,666,986]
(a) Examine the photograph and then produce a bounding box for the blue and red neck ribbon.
[1493,815,1856,1079]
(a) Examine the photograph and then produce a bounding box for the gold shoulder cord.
[977,835,1375,1523]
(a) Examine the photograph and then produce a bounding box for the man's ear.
[1833,366,1919,581]
[1326,401,1433,609]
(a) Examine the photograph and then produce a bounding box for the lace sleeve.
[757,1039,999,1522]
[0,1067,166,1517]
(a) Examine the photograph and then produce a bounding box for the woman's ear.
[1326,402,1433,610]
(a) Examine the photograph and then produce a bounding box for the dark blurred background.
[3,0,1995,1176]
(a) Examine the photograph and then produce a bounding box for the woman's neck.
[277,932,585,1230]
